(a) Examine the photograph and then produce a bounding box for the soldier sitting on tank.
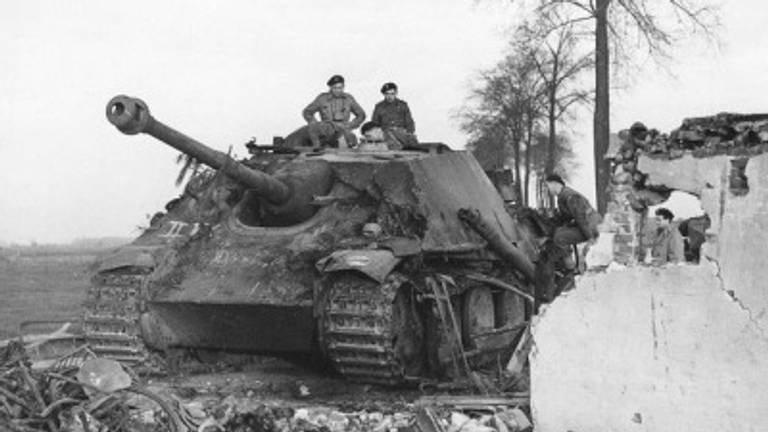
[371,82,418,148]
[358,121,401,151]
[302,74,366,149]
[536,174,601,302]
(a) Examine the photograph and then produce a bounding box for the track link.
[83,268,151,364]
[321,274,406,386]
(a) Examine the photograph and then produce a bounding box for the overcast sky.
[1,0,765,244]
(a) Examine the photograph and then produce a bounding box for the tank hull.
[147,302,315,352]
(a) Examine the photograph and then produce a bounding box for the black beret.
[381,82,398,93]
[361,121,381,135]
[654,207,675,220]
[544,174,565,185]
[327,75,345,86]
[630,121,647,132]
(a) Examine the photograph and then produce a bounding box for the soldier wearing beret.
[302,75,366,148]
[359,121,401,150]
[536,174,601,302]
[648,208,685,265]
[371,82,417,148]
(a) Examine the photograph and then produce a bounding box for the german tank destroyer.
[84,95,546,384]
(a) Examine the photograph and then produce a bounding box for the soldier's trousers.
[552,226,588,260]
[307,122,357,148]
[536,225,588,303]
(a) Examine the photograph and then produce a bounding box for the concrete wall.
[531,265,768,432]
[532,152,768,431]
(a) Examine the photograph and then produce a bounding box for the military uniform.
[372,99,417,148]
[651,224,685,264]
[372,99,415,133]
[552,186,601,253]
[536,186,600,302]
[302,92,366,148]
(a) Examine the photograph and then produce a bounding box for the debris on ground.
[405,406,532,432]
[0,341,186,431]
[0,339,532,431]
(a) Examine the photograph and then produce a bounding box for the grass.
[0,254,95,340]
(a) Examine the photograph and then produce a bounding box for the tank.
[84,95,547,385]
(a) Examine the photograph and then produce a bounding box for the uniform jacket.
[303,92,366,130]
[555,186,601,240]
[372,99,415,133]
[651,224,685,264]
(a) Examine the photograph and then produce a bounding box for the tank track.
[320,274,406,386]
[82,268,151,364]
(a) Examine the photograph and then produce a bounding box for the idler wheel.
[462,287,496,349]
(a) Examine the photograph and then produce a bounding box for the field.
[0,252,96,340]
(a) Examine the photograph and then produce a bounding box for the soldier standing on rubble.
[371,82,418,148]
[648,208,685,265]
[302,75,366,148]
[537,174,601,302]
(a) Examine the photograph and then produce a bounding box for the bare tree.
[529,0,719,213]
[523,21,593,175]
[459,51,544,191]
[460,44,583,206]
[462,21,591,205]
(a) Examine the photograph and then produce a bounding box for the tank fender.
[95,246,158,273]
[315,249,401,283]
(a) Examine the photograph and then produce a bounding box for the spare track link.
[321,273,406,386]
[83,267,150,364]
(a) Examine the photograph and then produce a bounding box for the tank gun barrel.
[105,95,292,204]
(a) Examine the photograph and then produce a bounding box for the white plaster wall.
[531,264,768,432]
[710,154,768,331]
[639,152,768,330]
[638,153,728,229]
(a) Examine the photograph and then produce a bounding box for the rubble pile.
[168,400,531,432]
[0,341,188,432]
[200,402,414,432]
[608,113,768,195]
[150,385,531,432]
[615,114,768,188]
[612,113,768,162]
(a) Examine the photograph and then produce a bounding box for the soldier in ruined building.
[650,207,685,265]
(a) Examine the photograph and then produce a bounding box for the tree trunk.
[524,114,534,206]
[545,82,559,174]
[547,89,556,174]
[594,0,611,214]
[512,127,522,202]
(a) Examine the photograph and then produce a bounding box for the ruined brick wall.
[533,114,768,431]
[602,175,643,264]
[597,114,768,266]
